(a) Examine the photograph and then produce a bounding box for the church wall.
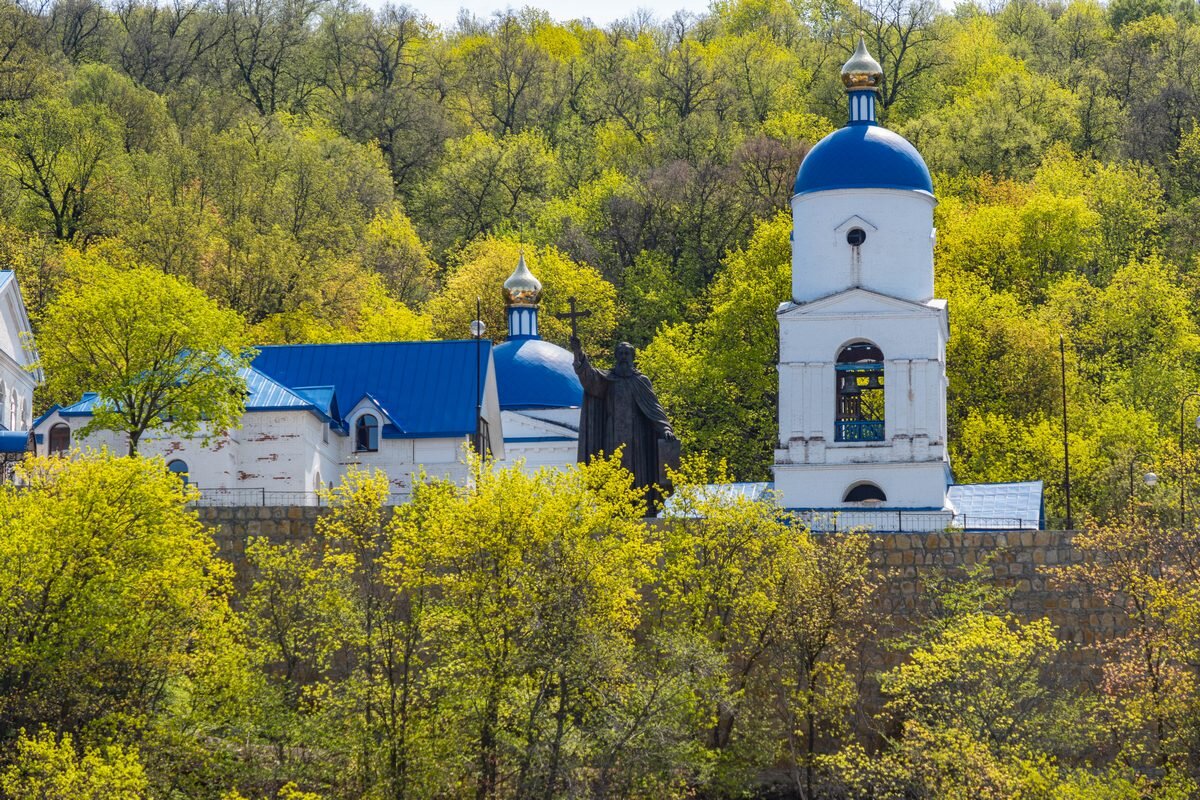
[773,461,949,511]
[0,285,35,432]
[791,188,935,304]
[200,509,1113,698]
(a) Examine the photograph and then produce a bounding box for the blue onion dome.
[502,251,542,306]
[793,39,933,197]
[492,338,583,410]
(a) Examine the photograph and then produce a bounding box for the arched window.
[844,482,887,503]
[835,342,885,442]
[167,459,189,486]
[48,423,71,455]
[355,414,379,452]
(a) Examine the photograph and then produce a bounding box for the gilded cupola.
[841,37,883,93]
[502,251,542,307]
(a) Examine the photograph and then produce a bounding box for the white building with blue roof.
[770,39,1043,530]
[33,340,506,502]
[28,253,588,501]
[0,271,39,468]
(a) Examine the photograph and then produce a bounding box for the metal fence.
[189,487,411,507]
[797,509,1037,533]
[187,487,1037,531]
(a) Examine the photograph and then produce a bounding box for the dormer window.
[355,414,379,452]
[846,227,866,246]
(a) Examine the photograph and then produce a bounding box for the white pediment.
[0,275,39,382]
[347,395,393,427]
[834,215,878,234]
[779,288,943,319]
[501,410,579,440]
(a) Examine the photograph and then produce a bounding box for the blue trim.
[835,420,884,442]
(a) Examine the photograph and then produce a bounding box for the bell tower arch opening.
[835,342,885,443]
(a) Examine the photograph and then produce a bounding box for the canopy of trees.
[3,453,1198,798]
[3,0,1199,520]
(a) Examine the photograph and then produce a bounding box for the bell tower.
[772,39,950,513]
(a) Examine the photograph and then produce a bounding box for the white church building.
[0,271,39,470]
[769,39,1042,530]
[11,42,1043,528]
[30,257,583,502]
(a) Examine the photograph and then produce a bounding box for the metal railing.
[797,509,1036,533]
[834,420,885,442]
[189,487,411,507]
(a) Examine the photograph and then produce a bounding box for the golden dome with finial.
[841,37,883,91]
[502,250,542,306]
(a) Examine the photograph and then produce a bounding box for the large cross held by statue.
[555,295,591,339]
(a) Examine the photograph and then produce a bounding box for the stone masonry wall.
[200,507,1118,688]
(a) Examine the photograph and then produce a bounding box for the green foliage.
[0,454,247,786]
[426,237,617,347]
[35,252,252,454]
[640,214,790,481]
[0,729,149,799]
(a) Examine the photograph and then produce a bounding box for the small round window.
[846,227,867,246]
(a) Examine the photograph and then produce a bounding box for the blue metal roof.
[252,340,491,438]
[947,481,1044,530]
[292,385,337,418]
[794,123,933,196]
[243,368,315,411]
[59,392,101,416]
[55,368,316,417]
[492,338,582,411]
[0,430,29,453]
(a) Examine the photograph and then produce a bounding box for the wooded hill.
[3,0,1199,519]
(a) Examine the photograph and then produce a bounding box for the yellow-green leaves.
[0,454,242,762]
[36,256,252,454]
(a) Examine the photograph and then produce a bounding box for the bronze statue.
[569,335,679,510]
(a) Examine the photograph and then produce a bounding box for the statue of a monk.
[571,337,679,508]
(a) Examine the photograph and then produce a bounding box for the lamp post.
[1060,336,1072,529]
[470,298,486,457]
[1180,391,1200,526]
[1128,453,1158,521]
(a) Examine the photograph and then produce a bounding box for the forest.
[5,0,1200,521]
[2,451,1198,799]
[4,0,1200,794]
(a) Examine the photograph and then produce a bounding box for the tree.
[0,453,244,749]
[358,206,435,306]
[654,455,875,792]
[1059,517,1200,771]
[0,97,125,241]
[418,130,557,255]
[0,730,149,799]
[36,254,252,455]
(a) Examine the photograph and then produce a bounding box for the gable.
[778,287,943,319]
[0,272,39,382]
